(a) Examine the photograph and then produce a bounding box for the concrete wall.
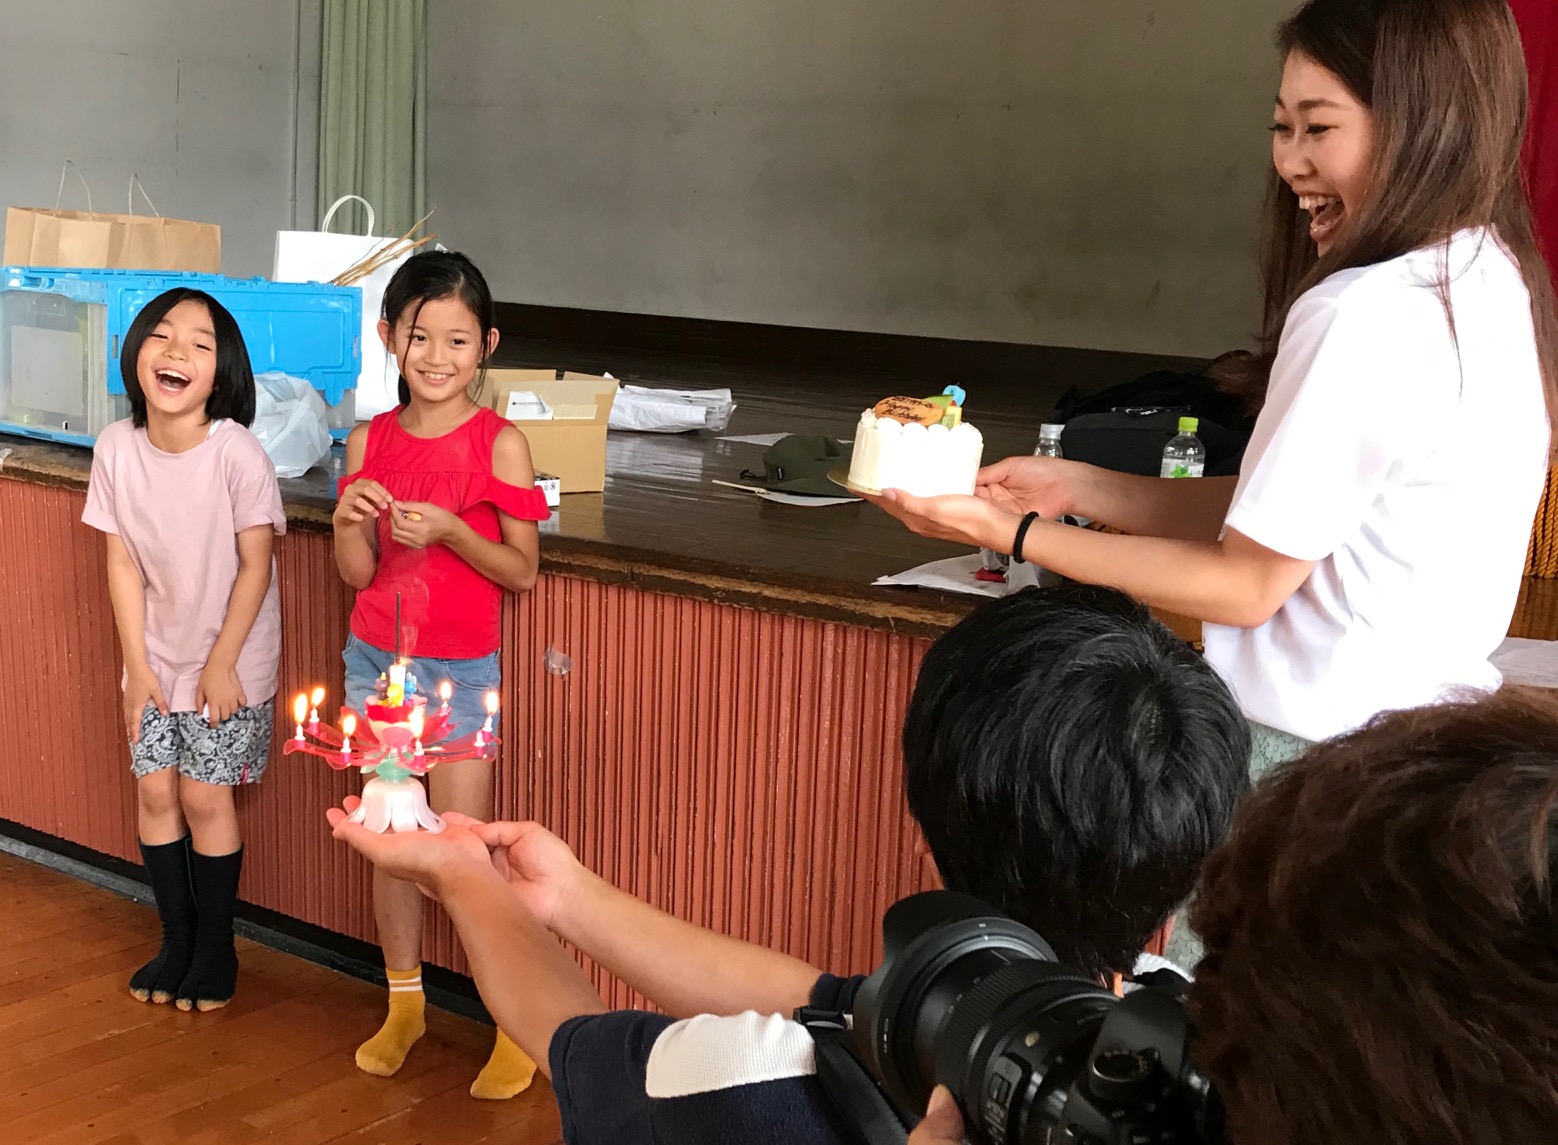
[0,0,321,278]
[427,0,1296,357]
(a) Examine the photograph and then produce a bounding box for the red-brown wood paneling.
[1,479,937,1007]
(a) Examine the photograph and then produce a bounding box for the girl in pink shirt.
[83,288,285,1013]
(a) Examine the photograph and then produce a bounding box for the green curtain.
[317,0,427,237]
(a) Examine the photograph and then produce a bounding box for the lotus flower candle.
[284,670,499,834]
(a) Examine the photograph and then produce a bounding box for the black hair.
[903,583,1251,981]
[120,288,255,429]
[380,250,497,406]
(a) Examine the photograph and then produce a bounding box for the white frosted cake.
[847,394,984,497]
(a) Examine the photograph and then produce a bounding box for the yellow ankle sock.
[355,966,427,1077]
[470,1029,538,1100]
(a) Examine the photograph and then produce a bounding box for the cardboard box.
[479,369,619,493]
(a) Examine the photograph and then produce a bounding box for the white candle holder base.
[346,776,446,834]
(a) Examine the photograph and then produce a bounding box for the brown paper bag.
[3,168,220,273]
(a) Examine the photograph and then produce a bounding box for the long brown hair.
[1244,0,1558,430]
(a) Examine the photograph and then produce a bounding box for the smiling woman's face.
[1270,50,1376,255]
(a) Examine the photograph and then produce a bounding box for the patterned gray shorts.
[129,698,275,785]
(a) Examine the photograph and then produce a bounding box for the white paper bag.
[273,195,406,419]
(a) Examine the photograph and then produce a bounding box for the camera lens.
[848,892,1219,1145]
[936,960,1116,1142]
[853,892,1117,1142]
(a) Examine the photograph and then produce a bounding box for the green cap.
[739,434,850,496]
[1178,416,1199,434]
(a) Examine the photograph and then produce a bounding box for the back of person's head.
[1253,0,1558,420]
[903,584,1250,982]
[381,250,497,406]
[1190,687,1558,1145]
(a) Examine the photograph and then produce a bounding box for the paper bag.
[273,195,412,419]
[3,169,220,273]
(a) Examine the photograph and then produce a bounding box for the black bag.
[1050,369,1255,478]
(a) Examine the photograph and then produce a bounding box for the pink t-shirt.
[82,418,286,712]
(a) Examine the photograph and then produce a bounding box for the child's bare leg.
[358,805,432,1076]
[137,766,185,844]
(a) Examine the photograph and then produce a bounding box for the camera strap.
[795,1006,913,1145]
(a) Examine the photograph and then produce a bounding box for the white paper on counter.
[718,432,854,447]
[873,554,1018,598]
[718,432,791,446]
[710,479,860,506]
[1490,636,1558,688]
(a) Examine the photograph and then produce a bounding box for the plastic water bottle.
[1160,416,1205,479]
[990,423,1069,588]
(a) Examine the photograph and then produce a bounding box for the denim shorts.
[342,633,500,741]
[130,698,275,785]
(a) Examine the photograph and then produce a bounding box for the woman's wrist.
[1009,512,1043,563]
[977,503,1024,554]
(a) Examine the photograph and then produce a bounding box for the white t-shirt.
[1203,229,1550,742]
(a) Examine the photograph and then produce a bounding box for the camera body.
[829,891,1221,1145]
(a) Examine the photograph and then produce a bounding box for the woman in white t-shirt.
[870,0,1558,770]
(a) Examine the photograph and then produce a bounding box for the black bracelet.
[1010,511,1041,564]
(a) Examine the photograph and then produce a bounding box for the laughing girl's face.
[1271,51,1376,256]
[137,299,218,423]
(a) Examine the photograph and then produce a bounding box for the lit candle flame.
[409,707,424,739]
[310,685,326,707]
[485,690,499,715]
[341,713,356,737]
[293,694,308,725]
[438,680,452,705]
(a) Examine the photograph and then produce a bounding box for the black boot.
[176,846,243,1012]
[130,836,196,1004]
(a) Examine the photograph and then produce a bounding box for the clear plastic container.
[0,288,127,442]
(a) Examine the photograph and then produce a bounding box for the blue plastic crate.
[4,266,362,404]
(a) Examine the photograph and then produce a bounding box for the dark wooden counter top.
[7,367,1555,643]
[0,377,1087,637]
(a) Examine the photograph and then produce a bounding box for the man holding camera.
[911,687,1558,1145]
[329,584,1252,1142]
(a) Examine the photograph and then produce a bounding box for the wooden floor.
[0,852,564,1145]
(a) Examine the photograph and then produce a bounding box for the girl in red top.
[332,251,548,1098]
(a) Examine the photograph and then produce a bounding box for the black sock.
[130,836,196,1003]
[176,846,243,1011]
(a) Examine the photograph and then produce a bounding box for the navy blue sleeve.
[550,1010,675,1145]
[551,1008,856,1145]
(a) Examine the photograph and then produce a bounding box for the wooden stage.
[0,852,563,1145]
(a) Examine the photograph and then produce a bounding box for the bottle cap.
[1039,423,1064,438]
[1178,416,1199,434]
